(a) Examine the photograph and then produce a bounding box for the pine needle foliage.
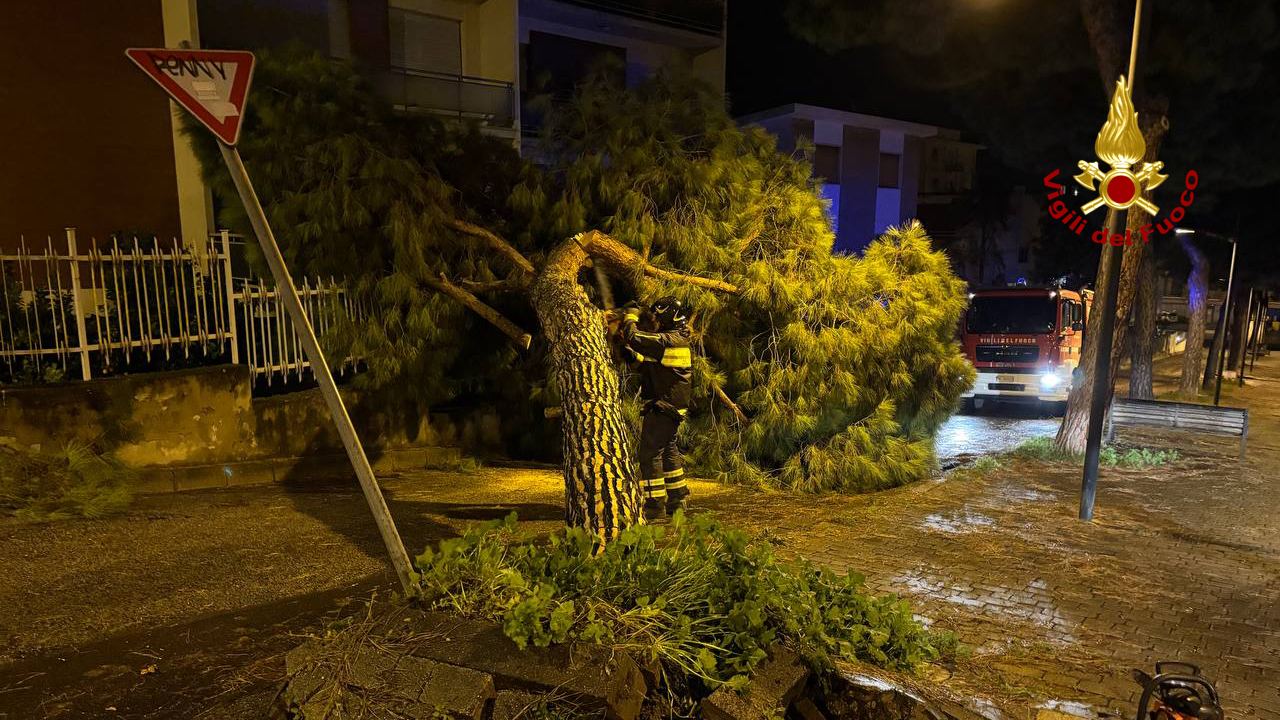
[187,50,973,490]
[0,442,133,520]
[515,70,974,491]
[184,47,537,409]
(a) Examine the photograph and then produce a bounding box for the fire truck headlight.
[1039,372,1063,389]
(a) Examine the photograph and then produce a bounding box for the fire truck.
[960,285,1094,411]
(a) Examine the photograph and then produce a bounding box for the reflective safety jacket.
[621,316,693,415]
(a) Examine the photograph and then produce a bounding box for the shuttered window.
[389,9,462,76]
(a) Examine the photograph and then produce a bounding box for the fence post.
[65,228,92,380]
[220,230,240,364]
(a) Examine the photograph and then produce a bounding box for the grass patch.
[414,512,945,698]
[0,441,134,520]
[1009,437,1179,467]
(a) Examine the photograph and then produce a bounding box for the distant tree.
[782,0,1280,451]
[190,50,974,543]
[1177,234,1210,397]
[1128,245,1158,399]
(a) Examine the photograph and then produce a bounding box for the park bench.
[1106,398,1249,460]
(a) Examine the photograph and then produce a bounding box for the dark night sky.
[726,1,1280,287]
[727,3,960,126]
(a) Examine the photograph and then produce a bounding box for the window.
[878,153,900,188]
[814,145,841,183]
[389,10,461,75]
[526,31,625,100]
[966,296,1058,335]
[1060,302,1071,330]
[1072,301,1083,326]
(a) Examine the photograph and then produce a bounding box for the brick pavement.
[5,357,1278,718]
[693,355,1280,718]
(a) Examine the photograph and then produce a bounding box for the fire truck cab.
[961,285,1093,410]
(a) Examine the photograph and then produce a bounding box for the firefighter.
[619,297,693,521]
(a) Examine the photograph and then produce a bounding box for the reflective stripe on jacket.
[621,320,693,412]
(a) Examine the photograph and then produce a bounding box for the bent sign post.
[126,48,416,591]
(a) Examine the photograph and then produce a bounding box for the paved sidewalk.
[3,357,1278,718]
[700,355,1280,718]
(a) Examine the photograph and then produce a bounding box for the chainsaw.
[1131,662,1222,720]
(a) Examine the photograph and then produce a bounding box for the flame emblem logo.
[1074,76,1166,214]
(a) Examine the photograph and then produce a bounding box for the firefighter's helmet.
[651,297,689,330]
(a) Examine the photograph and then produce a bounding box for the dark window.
[526,31,625,101]
[793,118,815,144]
[814,145,841,183]
[966,296,1058,335]
[1072,301,1083,325]
[879,153,900,188]
[1060,302,1070,329]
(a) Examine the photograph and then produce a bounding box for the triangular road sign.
[126,48,255,145]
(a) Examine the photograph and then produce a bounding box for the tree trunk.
[530,237,643,544]
[1178,235,1209,397]
[1054,113,1167,453]
[1203,300,1226,390]
[1227,289,1251,372]
[1129,246,1157,399]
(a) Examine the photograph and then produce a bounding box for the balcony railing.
[556,0,724,35]
[375,67,516,129]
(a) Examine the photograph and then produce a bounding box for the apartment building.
[738,104,980,254]
[1,0,726,246]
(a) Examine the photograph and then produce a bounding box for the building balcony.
[375,67,516,131]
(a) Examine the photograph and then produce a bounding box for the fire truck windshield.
[966,296,1058,335]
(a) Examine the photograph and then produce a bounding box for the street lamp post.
[1078,0,1146,522]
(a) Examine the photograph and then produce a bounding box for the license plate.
[996,374,1018,382]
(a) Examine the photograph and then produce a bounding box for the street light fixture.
[1175,227,1238,406]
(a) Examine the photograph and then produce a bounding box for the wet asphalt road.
[933,406,1060,465]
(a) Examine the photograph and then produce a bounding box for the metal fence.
[0,229,362,388]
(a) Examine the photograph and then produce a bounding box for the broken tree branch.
[713,383,749,425]
[458,278,524,294]
[424,274,532,350]
[446,218,537,276]
[575,230,739,294]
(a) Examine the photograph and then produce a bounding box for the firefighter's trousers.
[638,410,687,503]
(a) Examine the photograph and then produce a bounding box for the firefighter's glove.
[622,304,642,324]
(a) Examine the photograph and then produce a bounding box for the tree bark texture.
[1129,245,1157,399]
[1080,0,1127,94]
[1054,114,1167,453]
[1203,300,1227,390]
[530,236,643,544]
[1178,235,1209,397]
[1227,289,1251,372]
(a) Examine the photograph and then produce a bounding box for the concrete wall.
[838,126,879,254]
[0,365,500,479]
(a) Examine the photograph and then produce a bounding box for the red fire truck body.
[961,286,1093,407]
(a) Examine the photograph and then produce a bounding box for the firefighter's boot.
[643,498,667,522]
[664,469,689,516]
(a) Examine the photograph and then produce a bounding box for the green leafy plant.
[1010,437,1179,467]
[414,512,943,694]
[0,441,134,520]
